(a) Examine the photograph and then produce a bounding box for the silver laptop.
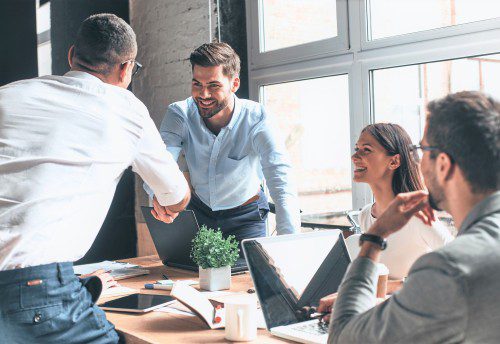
[242,230,351,344]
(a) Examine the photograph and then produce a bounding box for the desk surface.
[100,256,291,344]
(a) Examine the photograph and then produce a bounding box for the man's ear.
[436,152,454,182]
[67,45,75,68]
[389,154,401,170]
[231,76,240,93]
[118,61,130,82]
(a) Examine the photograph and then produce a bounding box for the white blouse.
[359,203,454,279]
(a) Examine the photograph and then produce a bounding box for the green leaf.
[190,225,240,268]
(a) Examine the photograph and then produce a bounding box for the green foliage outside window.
[191,226,239,269]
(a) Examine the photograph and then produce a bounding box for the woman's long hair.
[362,123,423,195]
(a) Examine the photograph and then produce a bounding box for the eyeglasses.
[121,60,143,77]
[409,143,440,160]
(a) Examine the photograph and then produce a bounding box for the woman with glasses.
[351,123,453,279]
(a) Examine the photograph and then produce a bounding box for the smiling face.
[191,65,239,119]
[351,130,399,185]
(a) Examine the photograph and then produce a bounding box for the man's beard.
[196,97,229,119]
[426,172,445,211]
[428,191,443,211]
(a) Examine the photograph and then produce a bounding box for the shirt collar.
[64,70,103,83]
[458,191,500,235]
[226,94,241,130]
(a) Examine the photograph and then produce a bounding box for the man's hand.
[151,195,180,223]
[368,190,434,238]
[80,269,118,290]
[317,292,339,323]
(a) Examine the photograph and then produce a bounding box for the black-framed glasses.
[409,143,441,161]
[409,144,440,153]
[121,60,143,77]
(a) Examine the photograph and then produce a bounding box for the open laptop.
[242,230,351,344]
[141,207,248,273]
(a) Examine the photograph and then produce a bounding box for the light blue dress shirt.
[145,95,300,234]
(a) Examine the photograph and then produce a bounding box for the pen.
[144,283,173,290]
[309,312,329,320]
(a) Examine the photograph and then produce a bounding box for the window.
[247,0,500,221]
[372,53,500,142]
[261,75,352,214]
[260,0,337,52]
[368,0,500,41]
[36,0,51,76]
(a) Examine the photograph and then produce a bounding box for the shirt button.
[33,312,42,323]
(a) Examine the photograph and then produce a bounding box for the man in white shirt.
[0,14,190,343]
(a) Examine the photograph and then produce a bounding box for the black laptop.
[242,230,351,343]
[141,207,248,273]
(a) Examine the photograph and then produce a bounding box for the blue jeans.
[0,262,119,343]
[188,189,269,255]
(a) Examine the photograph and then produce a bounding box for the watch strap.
[359,233,387,250]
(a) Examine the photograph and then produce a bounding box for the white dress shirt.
[0,71,188,270]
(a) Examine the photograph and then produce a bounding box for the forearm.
[261,163,300,234]
[329,257,379,343]
[166,189,191,212]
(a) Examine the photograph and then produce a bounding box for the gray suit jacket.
[329,191,500,343]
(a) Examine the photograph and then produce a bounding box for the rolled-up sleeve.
[252,109,300,234]
[159,104,186,163]
[329,254,467,343]
[132,113,188,206]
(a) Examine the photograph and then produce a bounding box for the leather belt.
[240,193,260,207]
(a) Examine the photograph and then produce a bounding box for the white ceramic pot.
[199,265,231,291]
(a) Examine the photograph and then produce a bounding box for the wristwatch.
[359,233,387,250]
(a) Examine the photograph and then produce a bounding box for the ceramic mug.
[224,297,257,342]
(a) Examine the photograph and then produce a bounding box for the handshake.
[150,191,191,224]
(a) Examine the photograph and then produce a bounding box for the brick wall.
[129,0,218,247]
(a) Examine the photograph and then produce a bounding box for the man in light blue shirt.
[146,43,300,244]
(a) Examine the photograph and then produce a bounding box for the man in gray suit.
[319,91,500,343]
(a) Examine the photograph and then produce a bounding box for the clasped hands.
[151,195,181,224]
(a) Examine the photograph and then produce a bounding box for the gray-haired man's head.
[72,13,137,75]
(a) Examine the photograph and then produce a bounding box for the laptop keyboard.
[293,321,329,335]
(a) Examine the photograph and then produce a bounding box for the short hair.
[362,123,424,195]
[73,13,137,74]
[427,91,500,193]
[189,43,240,78]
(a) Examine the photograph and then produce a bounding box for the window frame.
[361,0,500,50]
[246,0,500,212]
[246,0,349,70]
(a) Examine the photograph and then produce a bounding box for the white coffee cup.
[224,297,257,342]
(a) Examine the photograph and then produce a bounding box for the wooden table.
[99,256,291,344]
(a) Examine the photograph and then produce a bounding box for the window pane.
[261,75,351,222]
[37,42,52,76]
[261,0,337,52]
[369,0,500,40]
[372,53,500,143]
[36,1,50,34]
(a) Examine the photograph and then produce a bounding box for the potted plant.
[191,225,239,291]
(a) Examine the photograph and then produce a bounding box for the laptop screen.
[242,230,350,329]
